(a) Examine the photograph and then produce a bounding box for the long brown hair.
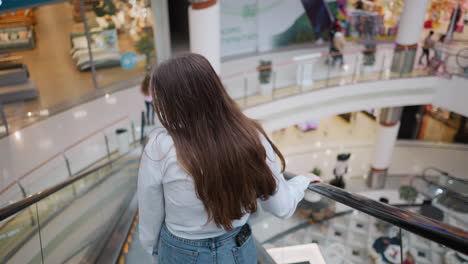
[141,74,151,96]
[150,53,285,231]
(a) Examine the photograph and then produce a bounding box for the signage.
[0,0,67,13]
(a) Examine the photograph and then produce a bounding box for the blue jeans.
[158,224,257,264]
[145,101,155,125]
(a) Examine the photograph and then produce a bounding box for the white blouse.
[137,128,310,255]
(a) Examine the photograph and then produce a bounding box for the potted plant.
[257,60,273,95]
[311,167,322,177]
[399,185,418,204]
[135,34,155,67]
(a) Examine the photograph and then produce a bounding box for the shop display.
[0,25,35,52]
[70,0,155,71]
[70,29,121,71]
[0,9,36,52]
[0,9,35,25]
[0,56,37,103]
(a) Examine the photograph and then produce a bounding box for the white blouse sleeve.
[138,146,165,256]
[259,139,310,219]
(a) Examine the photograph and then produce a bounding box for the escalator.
[1,143,467,264]
[0,147,141,264]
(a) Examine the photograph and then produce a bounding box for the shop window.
[0,2,95,124]
[84,0,155,87]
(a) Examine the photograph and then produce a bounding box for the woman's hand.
[303,173,323,184]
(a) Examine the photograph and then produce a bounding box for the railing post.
[80,0,98,89]
[243,76,248,107]
[352,54,360,83]
[130,121,136,143]
[104,134,112,167]
[0,103,8,136]
[325,56,331,87]
[63,153,76,196]
[271,71,276,100]
[399,48,406,78]
[299,64,304,92]
[379,53,386,80]
[16,180,35,226]
[140,111,146,144]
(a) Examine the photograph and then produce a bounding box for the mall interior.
[0,0,467,263]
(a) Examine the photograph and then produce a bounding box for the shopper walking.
[419,31,434,66]
[430,34,447,74]
[331,26,346,67]
[138,54,321,264]
[141,74,154,125]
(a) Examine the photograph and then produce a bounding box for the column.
[188,0,221,73]
[391,0,431,74]
[367,107,403,189]
[151,0,172,63]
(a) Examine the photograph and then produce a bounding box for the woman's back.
[139,128,309,240]
[137,54,313,263]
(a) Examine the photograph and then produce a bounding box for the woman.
[141,74,155,125]
[138,54,321,264]
[431,34,446,74]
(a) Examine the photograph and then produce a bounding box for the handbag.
[455,23,464,33]
[424,20,432,29]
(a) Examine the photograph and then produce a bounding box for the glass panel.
[400,228,468,264]
[0,206,42,264]
[272,63,301,101]
[33,152,138,263]
[0,2,94,134]
[91,0,156,88]
[251,194,404,264]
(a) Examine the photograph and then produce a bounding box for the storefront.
[220,0,407,58]
[0,0,156,110]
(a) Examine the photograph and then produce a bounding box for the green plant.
[310,167,322,177]
[135,34,155,65]
[93,0,117,17]
[257,60,272,84]
[399,185,418,203]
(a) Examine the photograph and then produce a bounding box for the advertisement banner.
[258,0,333,52]
[220,0,257,57]
[0,0,62,12]
[221,0,334,56]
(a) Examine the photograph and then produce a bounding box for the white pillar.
[368,107,403,189]
[372,123,400,169]
[188,0,221,73]
[391,0,431,74]
[395,0,431,46]
[151,0,171,63]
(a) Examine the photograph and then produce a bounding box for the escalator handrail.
[306,182,468,254]
[0,148,139,222]
[412,175,468,199]
[422,167,468,184]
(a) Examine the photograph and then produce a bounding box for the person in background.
[419,31,434,66]
[138,54,322,264]
[431,34,447,74]
[141,74,154,125]
[434,34,446,60]
[331,25,346,68]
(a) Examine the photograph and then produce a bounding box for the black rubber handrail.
[0,149,139,222]
[307,183,468,254]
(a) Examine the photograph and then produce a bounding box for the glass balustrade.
[0,149,140,264]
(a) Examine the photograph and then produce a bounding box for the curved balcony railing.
[2,41,466,140]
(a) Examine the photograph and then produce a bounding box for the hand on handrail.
[302,173,323,184]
